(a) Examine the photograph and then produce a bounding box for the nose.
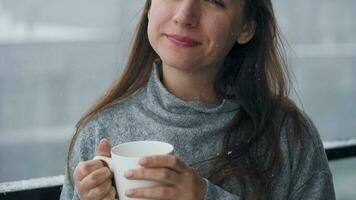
[172,1,200,28]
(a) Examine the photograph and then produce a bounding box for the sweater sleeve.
[60,122,98,200]
[202,112,336,200]
[203,178,240,200]
[284,112,336,200]
[289,170,335,200]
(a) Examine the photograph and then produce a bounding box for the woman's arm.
[284,112,336,200]
[289,170,335,199]
[202,112,336,200]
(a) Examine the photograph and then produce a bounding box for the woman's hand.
[124,155,207,200]
[74,139,117,200]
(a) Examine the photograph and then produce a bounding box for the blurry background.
[0,0,355,199]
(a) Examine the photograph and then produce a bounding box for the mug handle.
[93,156,114,171]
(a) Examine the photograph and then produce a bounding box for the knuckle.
[160,187,173,197]
[129,169,139,178]
[105,180,113,192]
[103,167,112,178]
[186,166,194,175]
[74,162,89,182]
[75,162,85,174]
[139,188,146,196]
[97,182,111,198]
[170,187,178,197]
[133,188,142,196]
[75,161,84,170]
[82,189,94,200]
[86,173,102,188]
[88,185,105,199]
[169,156,178,167]
[73,172,80,183]
[81,193,89,200]
[87,189,99,199]
[136,169,144,177]
[86,179,97,189]
[90,172,101,183]
[81,162,93,175]
[82,161,91,170]
[141,169,149,178]
[160,170,170,179]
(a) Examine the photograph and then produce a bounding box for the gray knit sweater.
[60,59,335,200]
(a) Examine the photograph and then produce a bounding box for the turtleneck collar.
[144,58,240,115]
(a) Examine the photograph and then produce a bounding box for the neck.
[161,63,222,105]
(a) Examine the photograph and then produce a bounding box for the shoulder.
[271,99,321,149]
[272,101,335,198]
[88,87,146,128]
[70,87,146,160]
[81,87,146,132]
[276,105,324,154]
[268,102,334,197]
[64,88,147,192]
[274,101,331,181]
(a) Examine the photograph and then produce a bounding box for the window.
[0,0,143,181]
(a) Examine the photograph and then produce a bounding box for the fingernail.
[126,189,134,196]
[139,157,148,165]
[124,170,133,178]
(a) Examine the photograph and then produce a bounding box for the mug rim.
[111,140,174,158]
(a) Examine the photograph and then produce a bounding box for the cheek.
[147,16,161,50]
[147,5,172,47]
[147,19,156,47]
[205,20,237,54]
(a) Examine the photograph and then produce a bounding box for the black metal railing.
[1,139,356,200]
[0,175,64,200]
[324,139,356,160]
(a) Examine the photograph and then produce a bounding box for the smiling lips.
[166,34,201,47]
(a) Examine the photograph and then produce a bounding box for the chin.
[158,50,201,72]
[161,57,198,72]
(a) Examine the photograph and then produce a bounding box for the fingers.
[80,167,113,190]
[102,186,117,200]
[86,179,113,200]
[139,155,187,173]
[75,160,106,181]
[73,138,116,200]
[126,186,177,200]
[95,138,112,157]
[125,168,180,185]
[74,161,114,200]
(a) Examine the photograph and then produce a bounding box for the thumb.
[95,138,112,157]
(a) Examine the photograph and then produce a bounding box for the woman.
[60,0,335,199]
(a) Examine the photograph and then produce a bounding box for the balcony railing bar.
[324,138,356,161]
[0,175,63,194]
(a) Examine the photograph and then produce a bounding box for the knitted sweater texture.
[60,59,335,200]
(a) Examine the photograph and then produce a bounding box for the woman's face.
[147,0,253,73]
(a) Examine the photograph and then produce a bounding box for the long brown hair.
[197,0,304,199]
[67,0,303,199]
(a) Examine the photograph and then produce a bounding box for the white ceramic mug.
[93,140,174,200]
